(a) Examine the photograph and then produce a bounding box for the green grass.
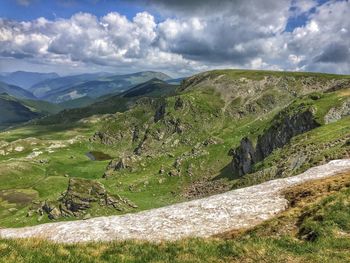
[203,69,350,81]
[2,175,350,262]
[0,69,349,230]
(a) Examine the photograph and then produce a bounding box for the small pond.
[86,151,112,161]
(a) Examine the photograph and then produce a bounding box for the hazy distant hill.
[29,72,112,98]
[58,96,96,109]
[0,71,59,90]
[0,93,62,130]
[121,78,176,98]
[0,81,36,100]
[39,78,177,124]
[41,71,171,103]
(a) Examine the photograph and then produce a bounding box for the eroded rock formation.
[231,108,320,176]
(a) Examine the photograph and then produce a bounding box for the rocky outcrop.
[90,131,121,145]
[255,109,320,161]
[324,99,350,124]
[27,178,137,220]
[325,79,350,93]
[154,103,166,122]
[5,160,350,243]
[231,108,320,176]
[230,138,256,176]
[104,155,140,178]
[174,97,184,110]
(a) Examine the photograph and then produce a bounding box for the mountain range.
[0,69,349,262]
[0,71,59,90]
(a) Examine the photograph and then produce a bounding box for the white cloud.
[0,0,349,75]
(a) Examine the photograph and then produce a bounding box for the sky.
[0,0,349,77]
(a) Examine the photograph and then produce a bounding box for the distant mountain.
[0,81,36,100]
[40,71,171,103]
[0,93,62,130]
[0,71,59,90]
[121,78,176,98]
[58,96,96,109]
[29,72,112,98]
[166,77,185,85]
[38,78,178,124]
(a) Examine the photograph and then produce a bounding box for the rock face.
[90,131,120,145]
[231,108,320,176]
[27,178,137,220]
[231,138,256,176]
[104,155,141,178]
[154,103,166,122]
[324,99,350,124]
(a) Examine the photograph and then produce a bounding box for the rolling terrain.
[32,71,171,102]
[0,93,62,130]
[0,71,59,90]
[0,81,36,100]
[0,69,349,262]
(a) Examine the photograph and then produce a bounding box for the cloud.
[16,0,32,6]
[314,43,350,63]
[1,0,350,75]
[282,0,350,73]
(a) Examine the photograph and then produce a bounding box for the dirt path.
[1,159,350,243]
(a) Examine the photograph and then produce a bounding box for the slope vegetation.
[0,81,36,100]
[0,71,59,90]
[0,69,349,231]
[0,94,62,130]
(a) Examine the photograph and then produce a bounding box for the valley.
[0,69,349,262]
[0,69,349,229]
[1,0,349,261]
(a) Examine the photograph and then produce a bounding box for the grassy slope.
[0,70,349,229]
[0,94,63,130]
[1,172,350,263]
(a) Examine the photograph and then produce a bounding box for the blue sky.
[0,0,349,76]
[0,0,144,21]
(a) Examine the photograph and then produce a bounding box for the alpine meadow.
[0,0,350,262]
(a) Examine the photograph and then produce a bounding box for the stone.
[83,213,92,220]
[168,169,180,177]
[203,138,218,146]
[159,166,165,174]
[48,207,61,220]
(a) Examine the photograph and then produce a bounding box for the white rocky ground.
[1,159,350,243]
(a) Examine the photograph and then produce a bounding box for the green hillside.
[0,81,36,100]
[38,78,178,124]
[0,69,349,262]
[0,94,62,130]
[32,71,171,102]
[57,96,96,109]
[0,71,59,90]
[29,72,111,98]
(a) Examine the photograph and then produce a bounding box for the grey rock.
[231,108,320,176]
[324,99,350,124]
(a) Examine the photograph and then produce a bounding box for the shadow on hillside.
[213,162,239,181]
